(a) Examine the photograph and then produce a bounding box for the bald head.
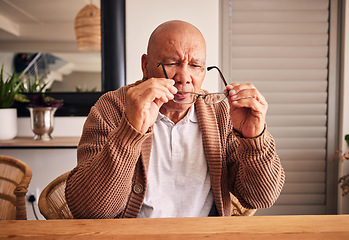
[141,20,207,93]
[147,20,206,56]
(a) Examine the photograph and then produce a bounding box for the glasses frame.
[157,63,229,104]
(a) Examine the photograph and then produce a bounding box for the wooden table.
[0,215,348,239]
[0,137,80,149]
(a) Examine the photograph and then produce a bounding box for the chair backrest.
[230,193,256,216]
[38,171,73,219]
[0,154,32,220]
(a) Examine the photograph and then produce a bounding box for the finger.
[226,82,241,90]
[226,83,246,93]
[150,78,178,94]
[126,78,179,116]
[145,78,178,98]
[229,96,267,115]
[226,83,258,98]
[157,78,178,95]
[230,90,267,106]
[226,83,254,102]
[142,87,172,106]
[126,88,166,115]
[228,86,267,106]
[227,82,255,91]
[134,79,176,100]
[168,80,178,94]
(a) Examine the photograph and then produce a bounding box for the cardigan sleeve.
[227,127,285,209]
[65,89,150,219]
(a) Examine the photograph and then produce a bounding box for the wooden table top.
[0,136,80,148]
[0,215,348,239]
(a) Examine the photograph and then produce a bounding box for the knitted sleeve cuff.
[233,125,271,151]
[108,114,152,150]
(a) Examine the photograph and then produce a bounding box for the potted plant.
[339,134,349,196]
[0,64,28,140]
[19,75,63,140]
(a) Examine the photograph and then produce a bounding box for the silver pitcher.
[28,107,57,141]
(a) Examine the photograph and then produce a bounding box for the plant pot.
[28,107,57,141]
[0,108,17,140]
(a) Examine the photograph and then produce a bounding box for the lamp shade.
[74,4,101,51]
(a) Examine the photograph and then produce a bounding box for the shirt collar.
[156,105,198,124]
[187,104,198,123]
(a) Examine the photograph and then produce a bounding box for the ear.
[141,54,148,79]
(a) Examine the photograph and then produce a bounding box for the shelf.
[0,136,80,149]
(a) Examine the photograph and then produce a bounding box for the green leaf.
[14,93,29,103]
[20,74,49,93]
[345,134,349,147]
[0,64,25,108]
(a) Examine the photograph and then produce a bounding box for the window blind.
[222,0,330,215]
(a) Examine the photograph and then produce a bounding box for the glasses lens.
[173,91,197,104]
[204,93,227,104]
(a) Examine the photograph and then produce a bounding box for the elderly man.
[66,20,284,218]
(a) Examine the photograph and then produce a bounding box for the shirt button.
[133,183,143,194]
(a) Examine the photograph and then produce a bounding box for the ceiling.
[0,0,101,72]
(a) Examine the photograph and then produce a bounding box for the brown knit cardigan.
[65,81,285,219]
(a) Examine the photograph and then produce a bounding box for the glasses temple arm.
[207,66,228,86]
[157,62,169,79]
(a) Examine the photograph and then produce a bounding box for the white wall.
[0,52,14,75]
[0,148,77,220]
[126,0,220,91]
[0,117,86,220]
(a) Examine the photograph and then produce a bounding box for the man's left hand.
[226,83,268,138]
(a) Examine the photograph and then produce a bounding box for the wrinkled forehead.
[147,23,206,61]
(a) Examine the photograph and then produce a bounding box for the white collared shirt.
[138,105,213,218]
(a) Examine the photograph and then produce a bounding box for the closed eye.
[191,64,201,68]
[163,62,179,66]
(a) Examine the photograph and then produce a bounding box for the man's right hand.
[125,78,177,134]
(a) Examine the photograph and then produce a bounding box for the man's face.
[143,28,207,113]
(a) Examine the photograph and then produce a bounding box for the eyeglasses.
[157,63,229,105]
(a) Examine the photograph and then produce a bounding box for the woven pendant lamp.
[74,4,101,51]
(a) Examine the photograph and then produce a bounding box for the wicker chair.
[0,154,32,220]
[38,171,73,219]
[230,193,256,216]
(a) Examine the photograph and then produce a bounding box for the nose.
[172,65,192,87]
